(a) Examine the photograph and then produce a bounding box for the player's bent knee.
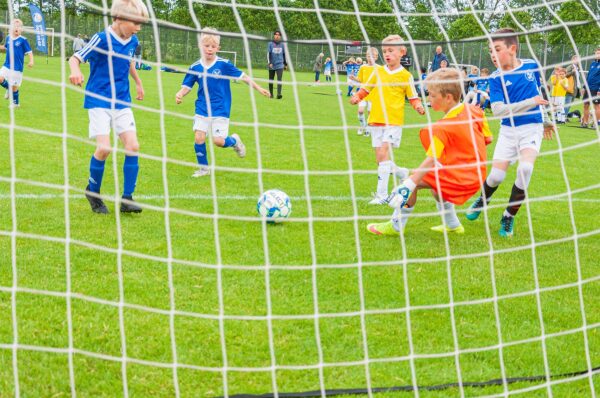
[487,167,506,187]
[94,148,111,160]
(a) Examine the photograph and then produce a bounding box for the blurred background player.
[323,57,333,82]
[0,19,33,108]
[466,28,554,237]
[367,68,492,235]
[175,28,270,178]
[356,47,379,136]
[343,57,360,96]
[549,66,568,124]
[581,47,600,128]
[350,35,425,204]
[267,30,286,99]
[313,52,324,83]
[69,0,148,214]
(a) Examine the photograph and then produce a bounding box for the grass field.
[1,57,600,397]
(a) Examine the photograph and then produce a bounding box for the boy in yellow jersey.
[550,66,568,123]
[350,35,425,204]
[355,47,379,136]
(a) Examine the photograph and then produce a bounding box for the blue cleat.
[499,215,514,237]
[466,196,484,221]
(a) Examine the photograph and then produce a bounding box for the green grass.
[0,57,599,397]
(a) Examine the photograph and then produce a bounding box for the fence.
[4,11,597,75]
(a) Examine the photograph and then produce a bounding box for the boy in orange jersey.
[367,67,493,235]
[350,35,425,204]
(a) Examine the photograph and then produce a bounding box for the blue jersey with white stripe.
[476,77,489,92]
[75,27,138,109]
[3,36,32,72]
[467,73,478,91]
[587,60,600,92]
[489,59,543,127]
[346,63,360,77]
[182,57,244,118]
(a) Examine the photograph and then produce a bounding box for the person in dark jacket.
[267,30,286,99]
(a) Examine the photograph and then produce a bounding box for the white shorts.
[324,70,331,76]
[0,66,23,87]
[347,78,360,87]
[493,123,543,163]
[552,96,565,107]
[358,100,372,111]
[88,108,136,138]
[370,126,402,148]
[193,116,229,138]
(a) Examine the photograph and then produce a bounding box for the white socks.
[436,201,461,228]
[377,160,393,197]
[392,206,414,231]
[358,112,367,128]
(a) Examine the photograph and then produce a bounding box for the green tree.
[547,0,600,45]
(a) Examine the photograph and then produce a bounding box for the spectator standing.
[430,45,448,72]
[313,52,324,83]
[267,30,286,99]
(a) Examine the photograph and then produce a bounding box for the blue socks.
[223,136,237,148]
[194,143,208,166]
[123,155,139,198]
[12,90,18,105]
[88,156,105,193]
[0,80,8,90]
[347,86,353,96]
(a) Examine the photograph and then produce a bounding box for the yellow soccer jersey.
[550,75,568,97]
[362,65,418,126]
[357,64,376,84]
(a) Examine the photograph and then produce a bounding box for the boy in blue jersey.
[476,68,491,110]
[68,0,148,214]
[175,28,270,177]
[466,28,554,237]
[0,19,34,108]
[581,47,600,128]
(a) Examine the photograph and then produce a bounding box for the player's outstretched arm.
[27,52,33,68]
[129,62,144,101]
[68,56,84,86]
[241,75,271,97]
[175,87,191,104]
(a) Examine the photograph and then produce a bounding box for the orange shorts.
[422,172,482,206]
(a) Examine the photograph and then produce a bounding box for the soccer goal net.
[1,0,599,397]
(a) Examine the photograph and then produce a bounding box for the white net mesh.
[1,0,600,396]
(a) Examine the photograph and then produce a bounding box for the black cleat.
[120,196,143,213]
[277,94,283,99]
[85,186,109,214]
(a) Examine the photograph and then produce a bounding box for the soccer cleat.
[430,224,465,234]
[465,196,484,221]
[499,215,514,237]
[368,194,388,205]
[364,130,370,137]
[85,186,109,214]
[277,95,283,99]
[393,166,409,181]
[120,196,143,213]
[192,166,210,178]
[367,221,399,236]
[231,134,246,158]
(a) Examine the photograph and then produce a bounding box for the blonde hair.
[111,0,149,23]
[356,57,363,64]
[426,68,462,101]
[366,46,379,61]
[200,28,220,45]
[480,68,489,75]
[381,34,407,53]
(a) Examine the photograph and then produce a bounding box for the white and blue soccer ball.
[257,189,292,223]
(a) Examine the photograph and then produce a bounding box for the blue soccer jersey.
[74,27,138,109]
[489,59,543,127]
[3,36,32,72]
[181,57,244,118]
[467,73,478,91]
[347,63,360,77]
[587,60,600,93]
[476,77,489,92]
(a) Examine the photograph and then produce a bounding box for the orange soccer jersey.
[420,104,492,205]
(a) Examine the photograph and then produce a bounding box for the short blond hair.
[426,68,462,101]
[381,34,407,53]
[366,46,379,60]
[200,28,220,45]
[111,0,149,23]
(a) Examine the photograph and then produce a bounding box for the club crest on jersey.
[525,71,535,81]
[212,69,222,76]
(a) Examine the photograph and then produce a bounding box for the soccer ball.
[257,189,292,223]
